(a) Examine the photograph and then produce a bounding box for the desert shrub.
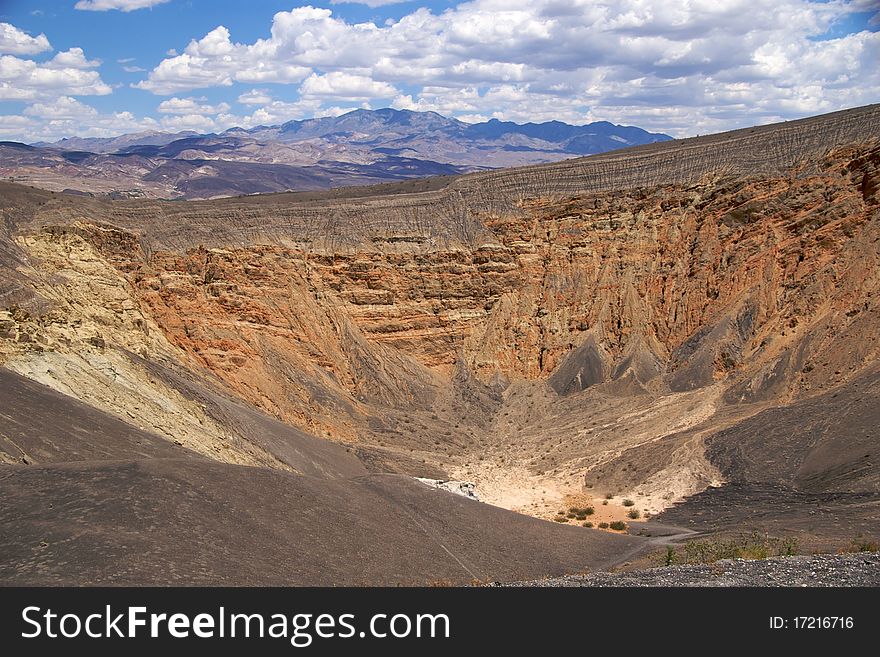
[553,517,568,523]
[622,499,635,507]
[566,512,577,519]
[627,509,641,519]
[583,522,594,528]
[584,506,594,515]
[605,493,614,499]
[671,532,800,565]
[602,500,608,506]
[845,536,879,553]
[598,522,609,529]
[609,521,627,531]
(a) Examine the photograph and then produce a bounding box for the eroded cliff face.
[87,143,880,397]
[2,107,879,520]
[469,144,880,390]
[0,229,289,470]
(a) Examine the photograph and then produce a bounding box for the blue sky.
[0,0,878,142]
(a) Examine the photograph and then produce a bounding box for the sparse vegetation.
[622,499,635,507]
[627,509,640,519]
[561,506,595,520]
[602,500,608,506]
[553,516,568,523]
[582,522,593,528]
[842,536,879,553]
[609,521,627,531]
[598,522,609,529]
[557,506,595,520]
[661,532,800,565]
[605,493,614,499]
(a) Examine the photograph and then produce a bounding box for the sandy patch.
[547,492,650,532]
[448,462,572,517]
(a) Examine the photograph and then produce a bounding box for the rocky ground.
[508,553,880,587]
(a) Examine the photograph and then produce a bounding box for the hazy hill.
[0,108,670,200]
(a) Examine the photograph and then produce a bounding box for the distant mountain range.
[1,108,671,199]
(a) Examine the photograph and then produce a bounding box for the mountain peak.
[9,107,672,199]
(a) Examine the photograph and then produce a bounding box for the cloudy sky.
[0,0,878,142]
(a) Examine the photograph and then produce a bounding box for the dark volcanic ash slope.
[1,104,879,585]
[0,460,642,586]
[0,369,198,465]
[0,367,640,585]
[658,364,880,546]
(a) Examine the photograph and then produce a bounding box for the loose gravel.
[507,552,880,587]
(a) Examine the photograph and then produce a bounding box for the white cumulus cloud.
[300,72,397,100]
[46,47,101,69]
[0,22,52,55]
[75,0,171,12]
[24,95,97,119]
[330,0,413,7]
[0,48,112,101]
[157,97,231,115]
[135,25,311,94]
[3,98,160,142]
[237,89,273,105]
[131,0,880,136]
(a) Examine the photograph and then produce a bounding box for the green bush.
[584,506,594,515]
[622,499,635,507]
[582,522,594,528]
[627,509,641,519]
[553,516,568,523]
[598,522,609,529]
[609,521,627,531]
[846,536,879,553]
[666,532,801,565]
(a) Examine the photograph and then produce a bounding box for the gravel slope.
[509,553,880,587]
